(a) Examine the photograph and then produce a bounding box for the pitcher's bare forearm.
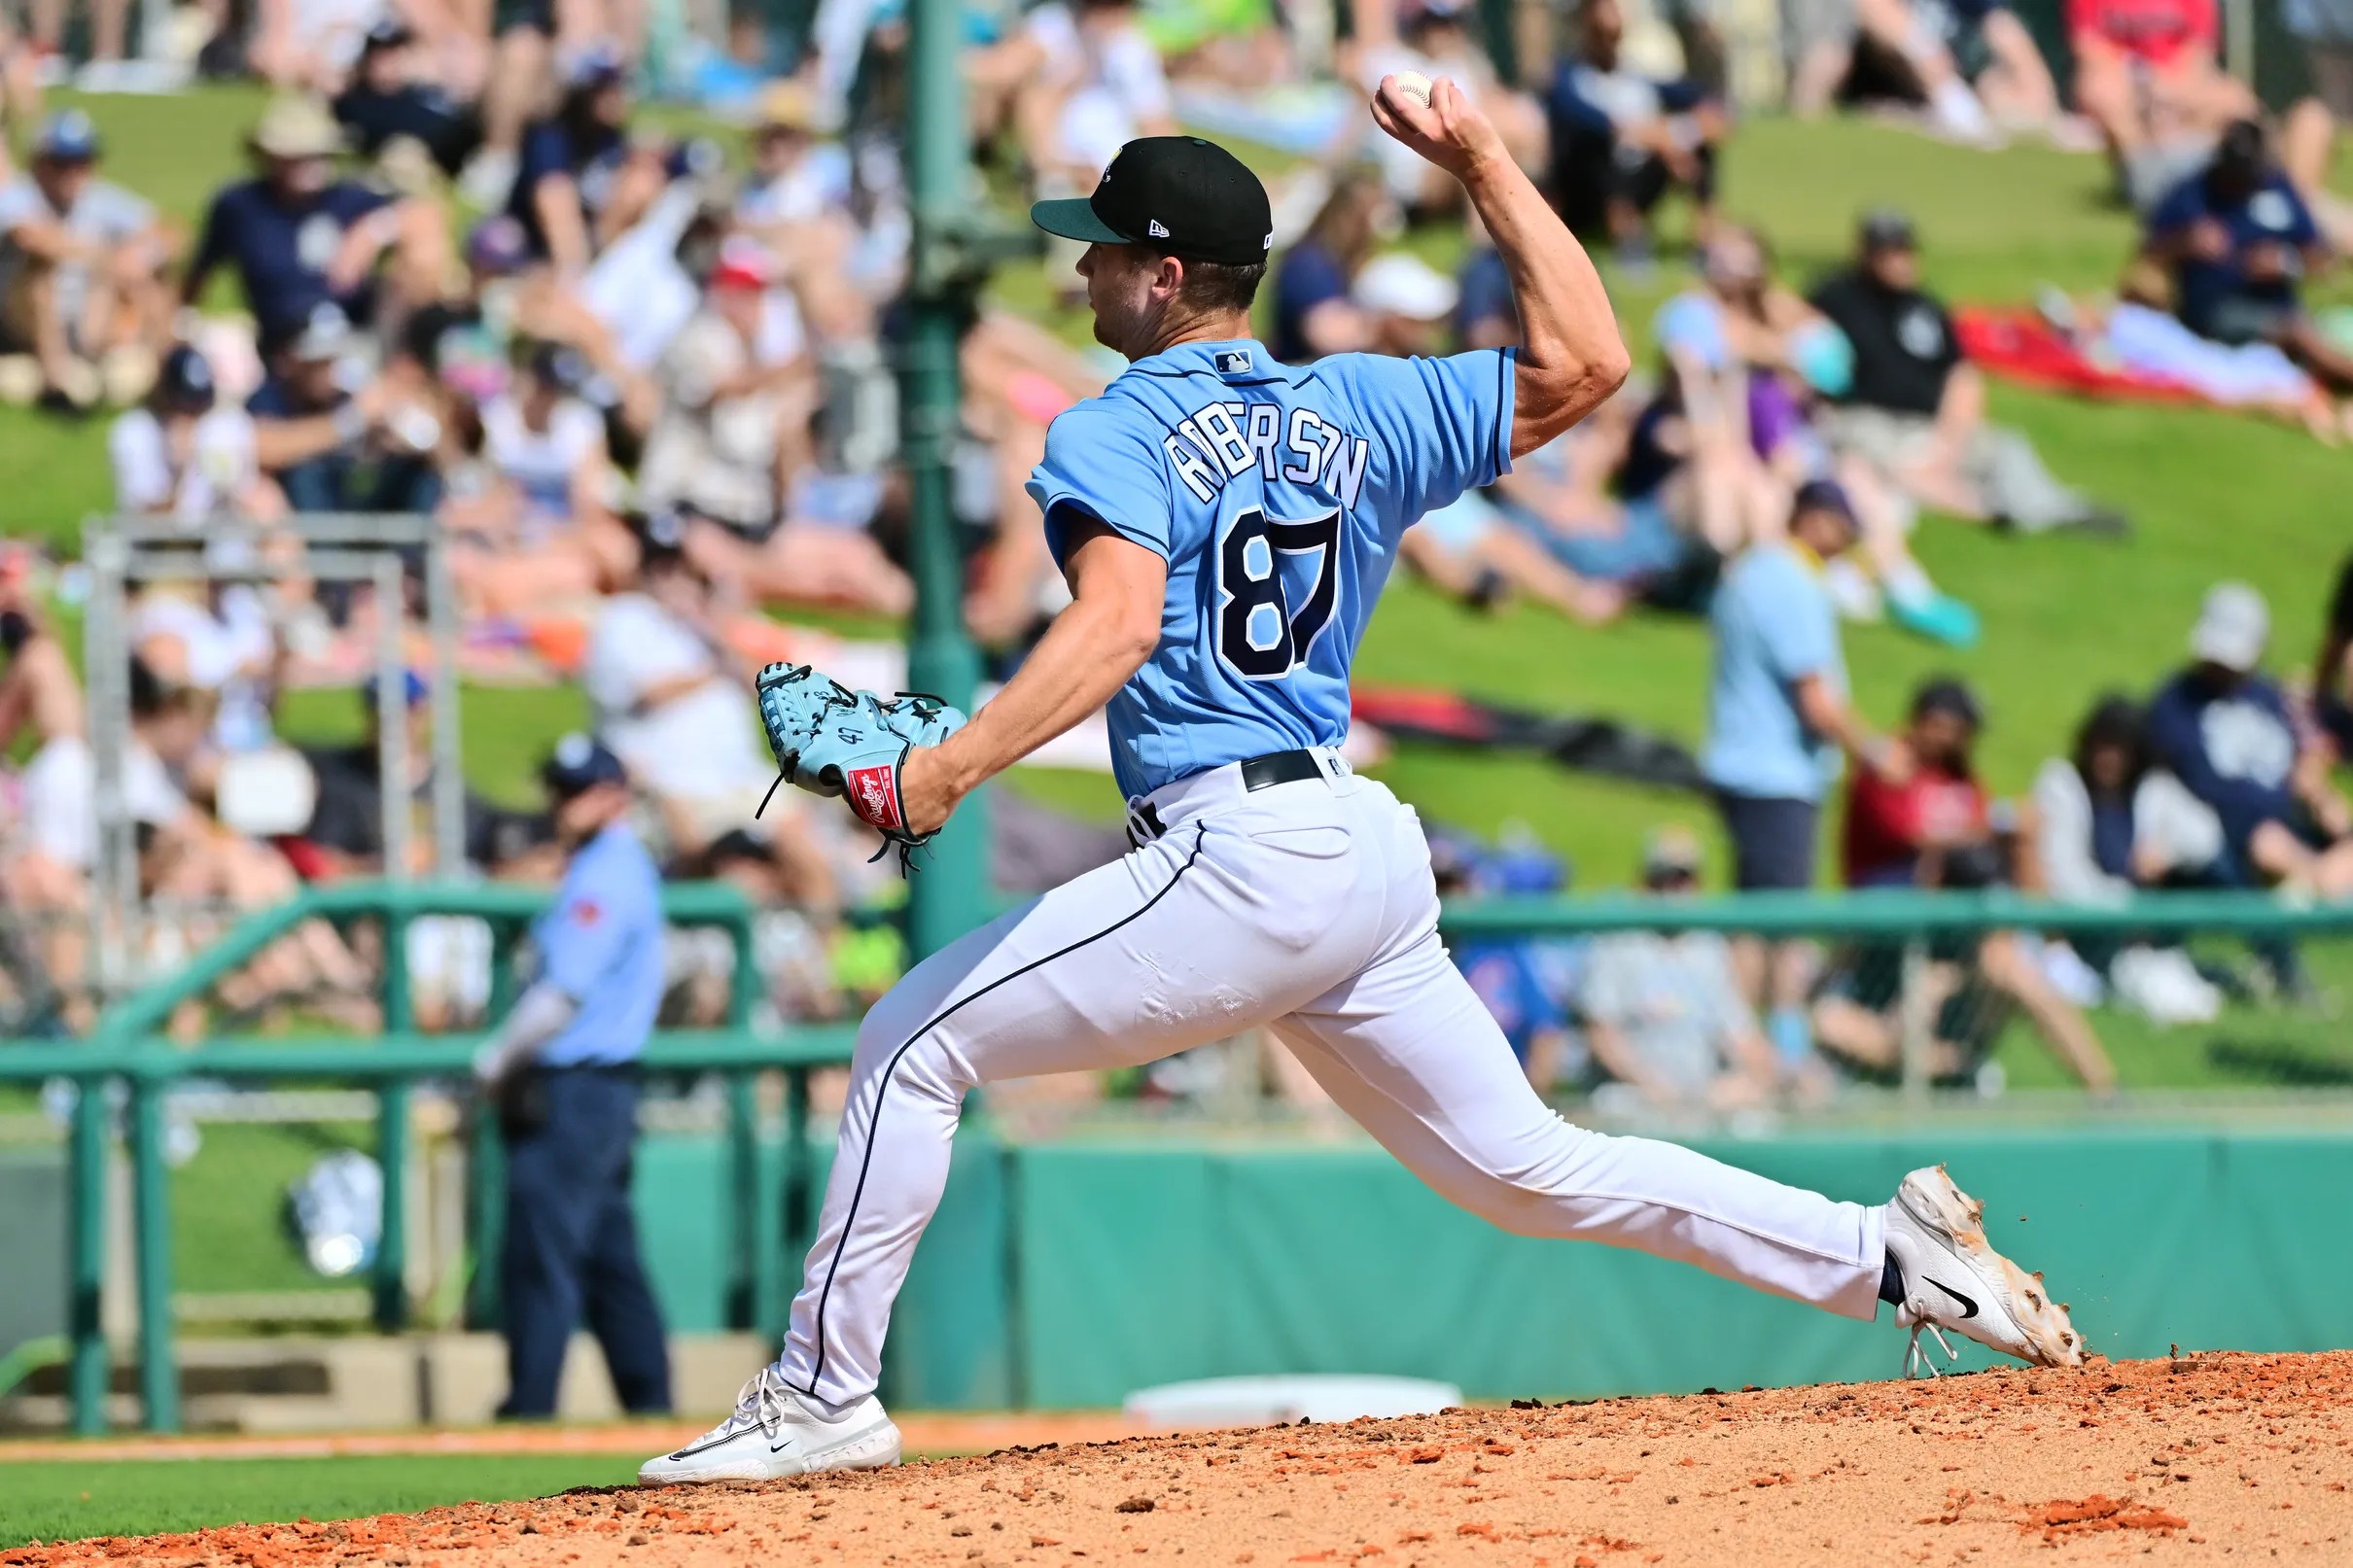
[1370,76,1629,456]
[1459,151,1632,455]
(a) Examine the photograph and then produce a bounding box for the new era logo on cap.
[1148,219,1171,238]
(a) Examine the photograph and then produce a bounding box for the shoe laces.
[1903,1320,1959,1379]
[713,1364,796,1444]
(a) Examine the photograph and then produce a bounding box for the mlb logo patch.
[1214,349,1253,374]
[846,765,903,832]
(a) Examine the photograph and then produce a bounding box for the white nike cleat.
[1883,1164,2086,1377]
[639,1365,902,1484]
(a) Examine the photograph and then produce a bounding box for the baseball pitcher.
[643,79,2082,1485]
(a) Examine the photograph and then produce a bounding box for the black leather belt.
[1128,750,1332,847]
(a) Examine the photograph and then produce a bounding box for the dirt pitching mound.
[14,1351,2353,1567]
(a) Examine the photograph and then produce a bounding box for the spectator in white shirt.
[583,516,837,908]
[0,110,172,411]
[109,344,283,525]
[1020,0,1177,184]
[1580,827,1786,1111]
[445,340,631,617]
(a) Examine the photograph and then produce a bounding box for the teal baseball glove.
[754,663,967,861]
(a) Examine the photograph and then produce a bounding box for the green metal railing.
[1437,887,2353,940]
[0,880,857,1437]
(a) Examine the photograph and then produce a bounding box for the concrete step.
[0,1332,769,1432]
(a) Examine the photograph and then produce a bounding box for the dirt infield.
[12,1351,2353,1566]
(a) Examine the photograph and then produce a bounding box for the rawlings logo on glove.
[753,663,967,867]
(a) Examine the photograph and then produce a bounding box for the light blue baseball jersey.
[534,820,666,1067]
[1027,337,1516,800]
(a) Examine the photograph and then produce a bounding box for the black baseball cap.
[1912,675,1985,729]
[1031,137,1272,266]
[1791,477,1858,530]
[1858,206,1916,251]
[542,732,627,797]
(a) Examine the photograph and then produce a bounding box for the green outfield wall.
[635,1120,2353,1409]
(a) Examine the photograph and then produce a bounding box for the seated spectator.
[1823,675,2118,1090]
[2142,121,2353,393]
[2029,694,2225,1023]
[1018,0,1177,190]
[582,515,838,910]
[1481,387,1700,615]
[1269,171,1388,365]
[1354,0,1546,216]
[109,344,282,524]
[441,340,630,616]
[674,826,847,1028]
[394,215,532,405]
[2034,267,2346,438]
[294,670,516,878]
[1545,0,1724,265]
[1811,208,2125,535]
[131,548,280,754]
[2068,0,2256,208]
[1656,227,1979,645]
[248,0,397,91]
[639,243,912,616]
[1352,252,1457,358]
[0,585,94,1028]
[0,110,171,411]
[1579,828,1781,1112]
[331,18,482,179]
[738,83,853,232]
[249,303,443,517]
[2147,581,2353,895]
[1787,0,1997,142]
[29,658,371,1029]
[1431,830,1587,1095]
[509,48,661,277]
[183,94,445,356]
[1833,0,2056,141]
[1398,488,1628,625]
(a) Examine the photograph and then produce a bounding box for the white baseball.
[1388,70,1433,109]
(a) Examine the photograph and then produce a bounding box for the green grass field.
[0,1453,639,1546]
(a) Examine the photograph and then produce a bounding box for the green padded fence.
[985,1125,2353,1407]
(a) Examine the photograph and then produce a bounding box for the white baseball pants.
[775,750,1885,1405]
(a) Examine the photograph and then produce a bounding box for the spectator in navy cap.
[0,108,173,410]
[109,342,280,521]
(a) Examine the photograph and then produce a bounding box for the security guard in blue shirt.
[475,734,673,1418]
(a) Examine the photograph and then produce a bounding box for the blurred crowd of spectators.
[0,0,2348,1111]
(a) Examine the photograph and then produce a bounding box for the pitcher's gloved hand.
[753,662,968,865]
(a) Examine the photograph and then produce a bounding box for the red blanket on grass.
[1953,306,2203,404]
